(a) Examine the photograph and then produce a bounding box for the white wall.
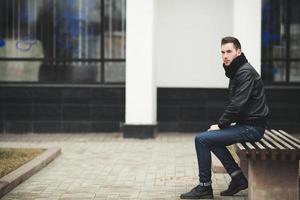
[233,0,261,74]
[155,0,262,88]
[155,0,233,88]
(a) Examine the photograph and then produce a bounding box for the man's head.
[221,36,242,66]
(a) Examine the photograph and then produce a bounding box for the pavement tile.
[0,133,249,200]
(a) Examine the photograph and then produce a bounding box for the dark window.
[0,0,126,84]
[261,0,300,84]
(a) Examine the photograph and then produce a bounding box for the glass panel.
[104,62,125,83]
[0,0,126,84]
[261,61,286,83]
[0,38,44,58]
[104,0,126,59]
[261,63,273,83]
[273,61,286,82]
[0,0,102,59]
[41,0,102,59]
[0,61,101,83]
[0,61,41,81]
[0,0,43,58]
[262,0,287,59]
[290,62,300,82]
[290,24,300,58]
[289,0,300,58]
[38,62,101,83]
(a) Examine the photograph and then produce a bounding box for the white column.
[124,0,157,137]
[233,0,261,73]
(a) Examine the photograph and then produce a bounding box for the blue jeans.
[195,125,265,183]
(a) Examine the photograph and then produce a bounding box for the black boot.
[180,185,213,199]
[220,172,248,196]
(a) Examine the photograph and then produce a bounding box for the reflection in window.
[272,62,286,82]
[0,0,102,59]
[0,0,43,58]
[290,25,300,58]
[290,62,300,82]
[261,0,286,59]
[104,62,125,83]
[104,0,126,59]
[289,0,300,59]
[0,61,41,81]
[261,0,300,83]
[262,62,286,83]
[0,0,126,84]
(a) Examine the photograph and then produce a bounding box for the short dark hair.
[221,36,241,50]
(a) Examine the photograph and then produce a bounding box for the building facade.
[0,0,299,137]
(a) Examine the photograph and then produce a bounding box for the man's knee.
[195,131,209,144]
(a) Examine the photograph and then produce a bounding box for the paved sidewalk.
[0,133,247,200]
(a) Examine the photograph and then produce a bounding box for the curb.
[0,147,61,198]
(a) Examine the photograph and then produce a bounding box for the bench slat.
[278,130,300,146]
[253,141,267,160]
[245,142,255,150]
[236,143,246,150]
[263,133,285,150]
[266,130,295,150]
[254,141,266,150]
[271,130,300,149]
[266,130,296,160]
[271,130,300,160]
[245,142,256,160]
[234,129,300,161]
[235,143,248,158]
[259,138,277,160]
[260,138,275,149]
[262,133,287,160]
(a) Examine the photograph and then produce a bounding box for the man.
[180,36,269,199]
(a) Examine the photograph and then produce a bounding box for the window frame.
[0,0,126,85]
[261,0,300,85]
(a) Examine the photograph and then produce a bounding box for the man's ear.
[237,49,242,56]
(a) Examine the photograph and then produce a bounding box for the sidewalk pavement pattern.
[0,133,247,200]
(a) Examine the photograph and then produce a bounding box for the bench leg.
[248,160,299,200]
[238,158,248,179]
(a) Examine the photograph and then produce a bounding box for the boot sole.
[220,184,248,196]
[180,194,214,199]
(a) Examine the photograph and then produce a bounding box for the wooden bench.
[234,129,300,200]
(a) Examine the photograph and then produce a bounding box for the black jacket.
[218,53,269,129]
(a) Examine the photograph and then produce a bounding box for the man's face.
[221,43,241,66]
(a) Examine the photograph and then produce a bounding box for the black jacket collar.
[223,53,248,79]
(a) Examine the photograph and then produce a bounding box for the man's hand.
[208,124,220,131]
